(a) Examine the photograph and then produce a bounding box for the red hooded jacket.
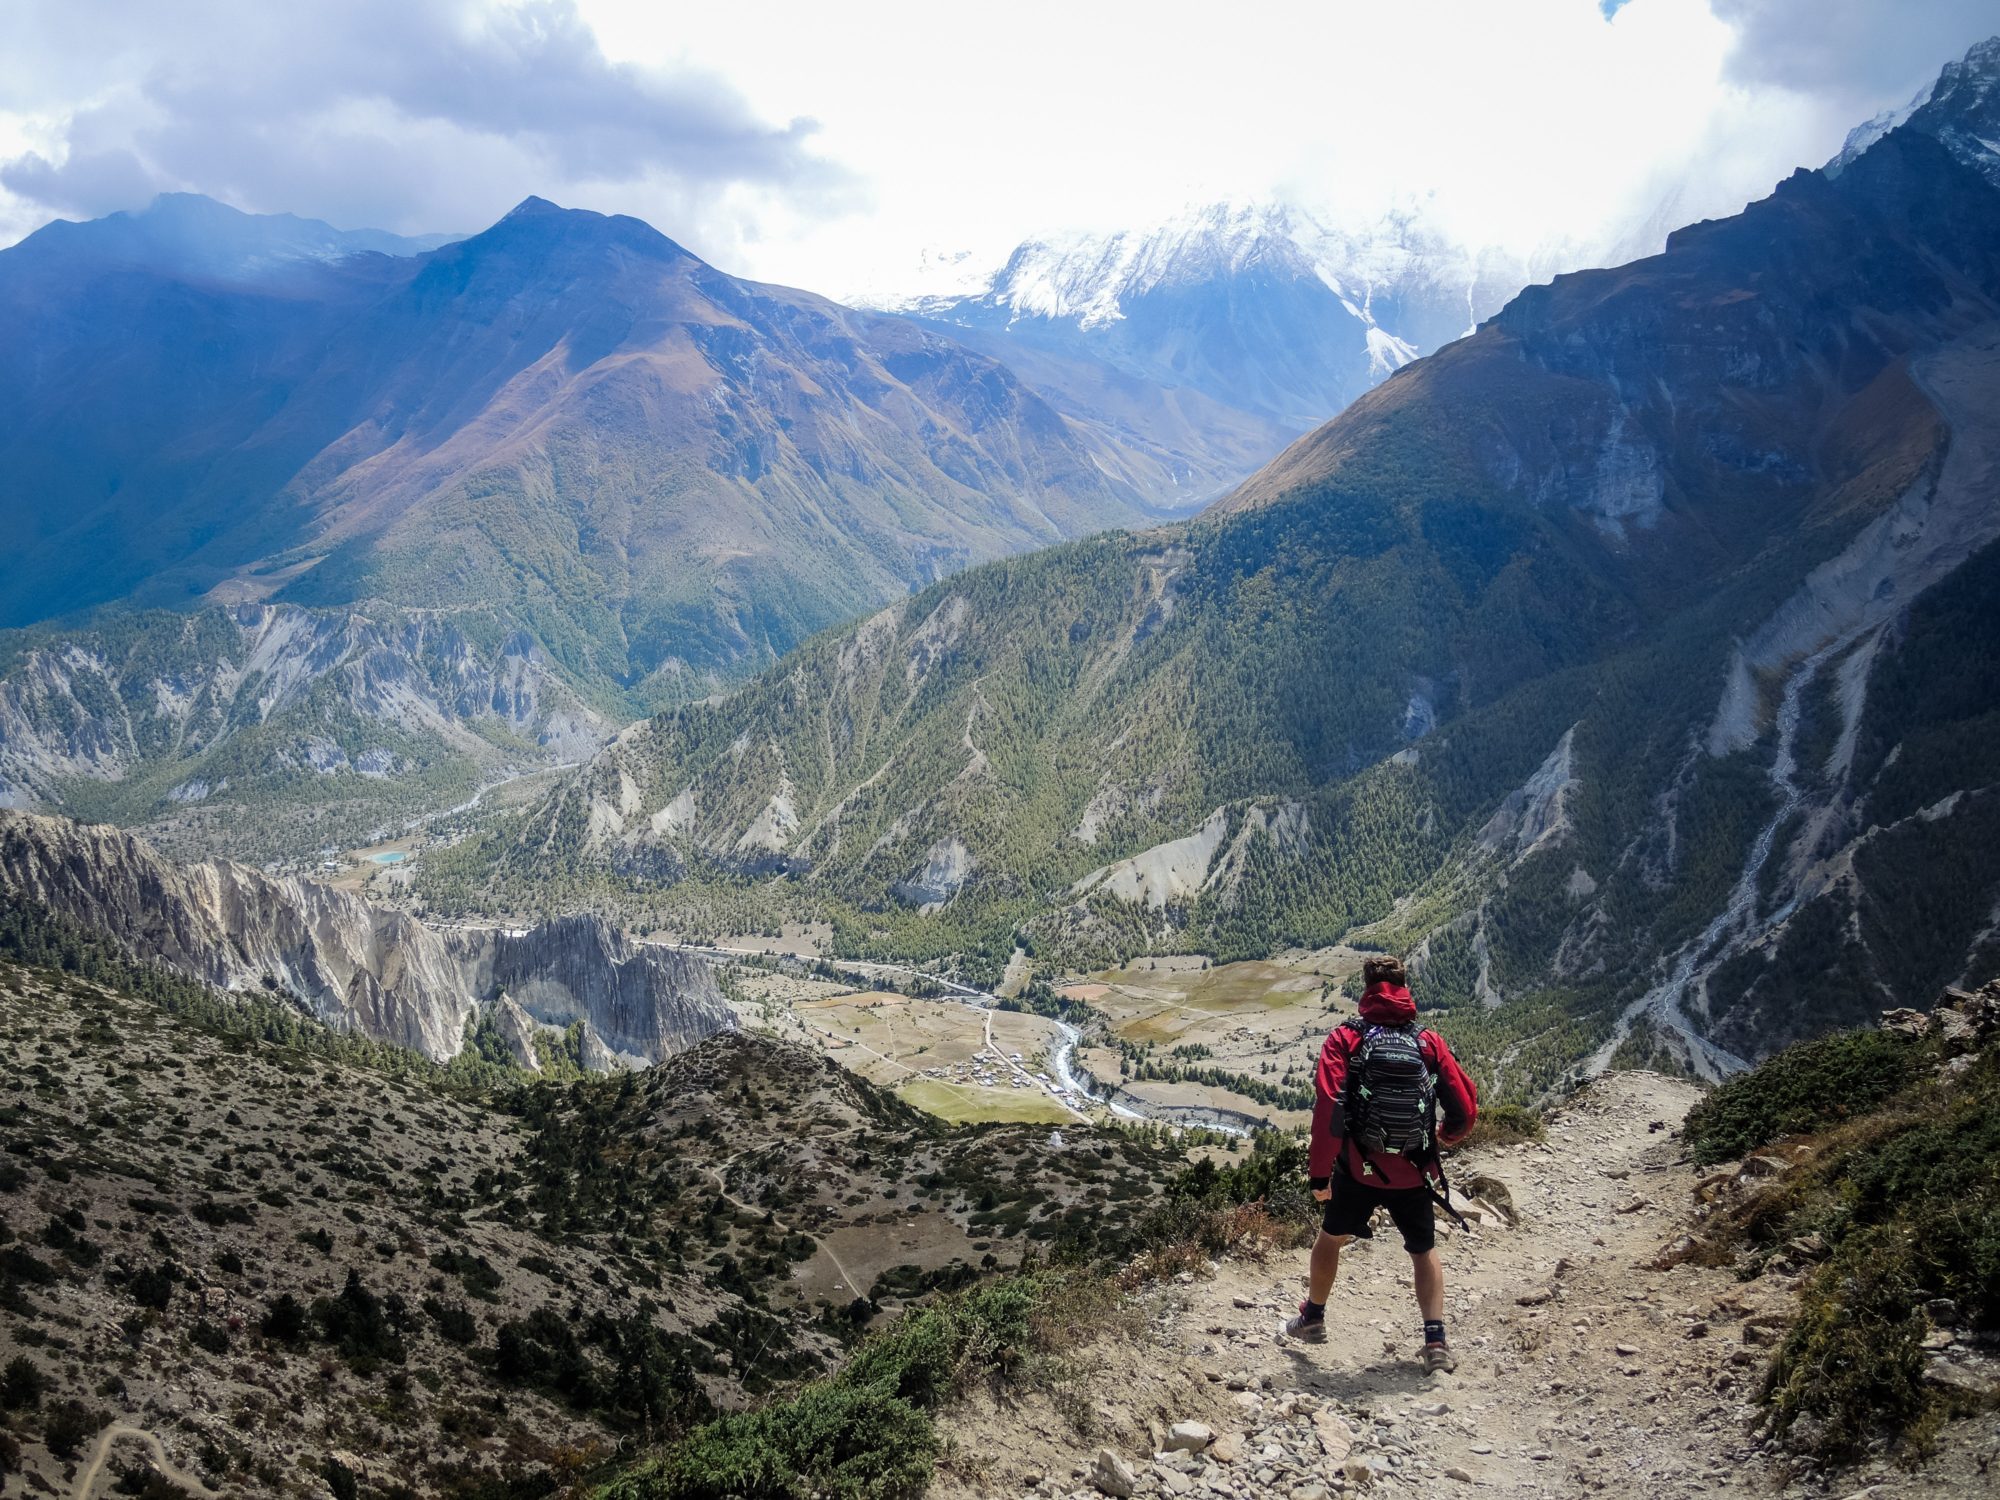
[1308,983,1479,1190]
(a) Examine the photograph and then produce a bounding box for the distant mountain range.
[0,192,1224,843]
[0,183,1552,847]
[870,202,1551,502]
[0,193,1179,662]
[475,38,2000,1087]
[1,190,460,279]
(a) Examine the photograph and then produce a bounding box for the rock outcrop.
[464,915,730,1067]
[0,809,730,1067]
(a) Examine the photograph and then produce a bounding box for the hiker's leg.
[1411,1248,1444,1322]
[1308,1231,1349,1304]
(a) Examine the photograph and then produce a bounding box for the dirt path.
[71,1423,214,1498]
[930,1072,1860,1499]
[703,1156,865,1303]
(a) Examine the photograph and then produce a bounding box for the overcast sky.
[1,0,1993,296]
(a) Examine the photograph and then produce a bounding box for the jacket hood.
[1358,982,1417,1025]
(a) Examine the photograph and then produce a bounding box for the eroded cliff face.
[0,810,730,1067]
[456,915,731,1067]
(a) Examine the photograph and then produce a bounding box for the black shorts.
[1321,1172,1435,1255]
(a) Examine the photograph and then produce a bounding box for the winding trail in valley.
[71,1423,214,1499]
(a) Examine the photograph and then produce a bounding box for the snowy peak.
[859,198,1541,476]
[1830,33,2000,189]
[902,200,1491,337]
[977,202,1328,329]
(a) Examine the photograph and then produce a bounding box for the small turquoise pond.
[368,851,410,864]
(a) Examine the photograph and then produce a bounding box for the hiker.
[1283,955,1478,1372]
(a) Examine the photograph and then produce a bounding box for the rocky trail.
[931,1071,1998,1500]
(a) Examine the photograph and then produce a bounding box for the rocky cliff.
[464,915,734,1067]
[0,809,730,1067]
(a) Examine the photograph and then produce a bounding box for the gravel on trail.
[930,1071,2000,1500]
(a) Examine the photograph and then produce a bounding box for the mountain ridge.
[442,69,2000,1091]
[877,201,1548,505]
[0,193,1182,672]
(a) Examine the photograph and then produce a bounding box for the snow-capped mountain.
[864,201,1555,503]
[1829,35,2000,188]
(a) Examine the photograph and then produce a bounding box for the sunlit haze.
[2,0,1994,294]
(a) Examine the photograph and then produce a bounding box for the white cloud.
[0,0,846,244]
[0,0,1991,295]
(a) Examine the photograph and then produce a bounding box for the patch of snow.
[1366,326,1418,376]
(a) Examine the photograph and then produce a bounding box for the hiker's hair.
[1362,955,1408,988]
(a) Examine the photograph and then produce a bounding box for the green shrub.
[1711,1043,2000,1463]
[842,1275,1041,1407]
[614,1384,937,1500]
[1765,1225,1933,1461]
[596,1275,1055,1499]
[315,1270,408,1368]
[1683,1030,1921,1166]
[128,1261,176,1311]
[424,1297,479,1345]
[0,1355,45,1409]
[261,1293,309,1344]
[1463,1102,1544,1147]
[43,1398,103,1459]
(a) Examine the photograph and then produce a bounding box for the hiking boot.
[1421,1341,1457,1374]
[1282,1302,1327,1343]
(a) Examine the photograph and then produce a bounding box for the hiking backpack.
[1341,1020,1438,1161]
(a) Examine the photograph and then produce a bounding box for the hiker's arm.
[1431,1035,1480,1147]
[1307,1028,1352,1190]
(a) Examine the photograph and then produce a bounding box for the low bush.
[1682,1029,1920,1166]
[42,1398,103,1460]
[1701,1039,1999,1465]
[597,1275,1055,1500]
[0,1355,45,1409]
[632,1383,936,1500]
[1462,1102,1544,1148]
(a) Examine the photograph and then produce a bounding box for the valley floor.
[928,1072,1999,1499]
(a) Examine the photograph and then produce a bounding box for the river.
[658,942,1254,1136]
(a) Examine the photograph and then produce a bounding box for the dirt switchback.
[931,1072,1997,1499]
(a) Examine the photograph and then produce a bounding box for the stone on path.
[1091,1447,1137,1498]
[1166,1421,1214,1453]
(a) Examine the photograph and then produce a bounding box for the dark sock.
[1302,1299,1325,1320]
[1423,1319,1446,1345]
